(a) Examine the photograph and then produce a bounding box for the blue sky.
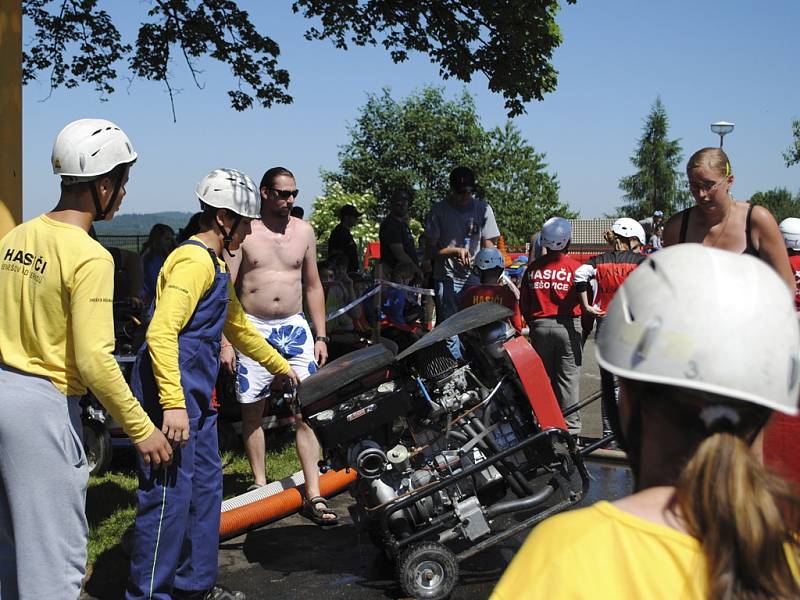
[22,0,800,221]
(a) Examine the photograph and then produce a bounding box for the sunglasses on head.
[270,188,299,200]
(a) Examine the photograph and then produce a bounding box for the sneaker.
[205,585,246,600]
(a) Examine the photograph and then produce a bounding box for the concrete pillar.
[0,2,22,237]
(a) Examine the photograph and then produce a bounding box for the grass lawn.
[84,432,301,588]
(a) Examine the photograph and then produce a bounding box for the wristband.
[315,335,330,344]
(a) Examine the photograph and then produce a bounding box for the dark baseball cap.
[449,166,476,192]
[391,189,413,203]
[339,204,361,218]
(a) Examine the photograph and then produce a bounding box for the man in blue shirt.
[423,167,500,359]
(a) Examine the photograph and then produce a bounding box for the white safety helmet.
[540,217,572,251]
[52,118,137,185]
[596,245,800,415]
[195,168,261,219]
[474,248,505,271]
[779,218,800,251]
[612,217,646,244]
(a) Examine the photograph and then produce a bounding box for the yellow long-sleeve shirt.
[491,500,799,599]
[0,215,155,443]
[147,237,289,409]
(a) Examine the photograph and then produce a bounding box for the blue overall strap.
[141,239,221,325]
[179,239,220,276]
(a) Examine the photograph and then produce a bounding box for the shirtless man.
[222,166,336,524]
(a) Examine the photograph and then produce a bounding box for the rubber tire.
[397,541,459,600]
[82,419,112,477]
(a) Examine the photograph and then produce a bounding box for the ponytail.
[675,431,799,599]
[622,380,799,599]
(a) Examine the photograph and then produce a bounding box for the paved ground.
[83,339,629,599]
[209,461,631,600]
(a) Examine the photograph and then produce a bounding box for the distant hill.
[93,212,195,235]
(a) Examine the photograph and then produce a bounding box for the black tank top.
[678,203,758,256]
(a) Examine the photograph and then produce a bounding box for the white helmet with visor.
[196,168,261,256]
[474,248,505,271]
[612,217,646,244]
[596,245,800,416]
[52,118,137,220]
[779,218,800,251]
[540,217,572,251]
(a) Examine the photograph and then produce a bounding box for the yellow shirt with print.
[147,237,289,409]
[0,215,155,443]
[491,500,799,600]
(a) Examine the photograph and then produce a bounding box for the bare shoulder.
[292,216,316,240]
[749,203,779,229]
[662,210,686,246]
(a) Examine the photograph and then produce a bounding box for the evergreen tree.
[784,119,800,167]
[617,97,690,220]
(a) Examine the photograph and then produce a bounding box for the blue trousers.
[126,413,222,599]
[434,275,478,360]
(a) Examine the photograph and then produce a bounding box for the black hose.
[468,417,535,495]
[445,429,469,443]
[455,423,525,498]
[485,482,556,519]
[447,427,527,496]
[453,423,527,497]
[462,421,533,497]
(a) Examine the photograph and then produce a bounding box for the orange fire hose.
[219,468,357,540]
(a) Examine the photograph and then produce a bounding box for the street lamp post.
[710,121,735,148]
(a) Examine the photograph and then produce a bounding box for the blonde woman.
[663,147,794,291]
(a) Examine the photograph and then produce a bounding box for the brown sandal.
[301,495,339,526]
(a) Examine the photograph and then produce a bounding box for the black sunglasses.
[270,188,299,200]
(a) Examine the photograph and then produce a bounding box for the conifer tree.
[617,97,690,220]
[784,119,800,167]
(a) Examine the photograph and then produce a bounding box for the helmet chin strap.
[89,173,124,221]
[215,212,242,257]
[609,395,642,487]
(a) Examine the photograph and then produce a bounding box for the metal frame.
[562,388,621,458]
[374,427,590,560]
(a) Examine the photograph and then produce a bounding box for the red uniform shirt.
[574,250,646,311]
[520,252,581,319]
[459,284,524,332]
[789,253,800,312]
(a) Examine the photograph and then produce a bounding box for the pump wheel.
[83,419,112,476]
[397,541,458,600]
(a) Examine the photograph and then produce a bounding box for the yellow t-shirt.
[491,500,799,600]
[0,215,154,443]
[147,237,289,409]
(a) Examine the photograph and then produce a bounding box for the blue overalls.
[127,240,228,599]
